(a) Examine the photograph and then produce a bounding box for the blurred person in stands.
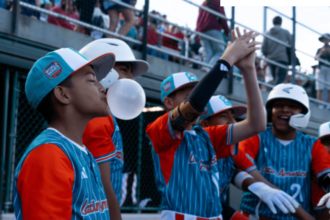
[262,16,291,85]
[103,0,136,37]
[315,33,330,110]
[74,0,96,34]
[255,57,267,91]
[0,0,10,9]
[48,0,79,31]
[11,0,40,19]
[196,0,230,72]
[36,0,52,21]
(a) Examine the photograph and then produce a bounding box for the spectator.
[0,0,9,9]
[142,19,168,60]
[74,0,96,34]
[103,0,136,37]
[48,0,79,31]
[36,0,52,21]
[196,0,229,72]
[315,33,330,109]
[12,0,40,19]
[262,16,291,85]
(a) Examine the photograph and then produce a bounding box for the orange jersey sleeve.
[312,180,327,210]
[17,144,74,219]
[238,135,260,173]
[204,124,238,159]
[311,139,330,180]
[83,115,116,163]
[146,112,183,154]
[233,148,257,173]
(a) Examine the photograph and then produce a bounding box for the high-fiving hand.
[220,27,261,67]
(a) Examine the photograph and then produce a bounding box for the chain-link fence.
[0,70,165,213]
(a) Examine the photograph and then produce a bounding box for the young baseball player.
[239,83,330,220]
[13,48,115,219]
[147,28,266,219]
[199,95,299,219]
[80,38,149,220]
[313,121,330,219]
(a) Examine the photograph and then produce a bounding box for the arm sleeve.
[311,180,326,209]
[238,135,260,173]
[233,148,257,173]
[146,112,183,154]
[83,115,116,164]
[17,144,74,219]
[204,124,238,159]
[311,140,330,179]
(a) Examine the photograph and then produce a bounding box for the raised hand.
[220,27,261,67]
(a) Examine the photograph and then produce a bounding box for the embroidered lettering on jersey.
[261,165,307,177]
[81,199,109,216]
[43,61,62,78]
[189,153,217,171]
[116,150,124,162]
[189,152,197,164]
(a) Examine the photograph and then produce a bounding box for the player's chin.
[95,102,111,117]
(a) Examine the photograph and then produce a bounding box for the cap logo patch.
[163,81,171,92]
[202,106,208,115]
[185,72,198,82]
[219,96,231,106]
[43,61,62,79]
[282,87,293,94]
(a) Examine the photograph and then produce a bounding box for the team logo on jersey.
[163,81,171,92]
[261,165,307,177]
[81,167,88,179]
[282,87,293,94]
[189,153,217,171]
[43,61,62,78]
[81,199,109,215]
[116,150,124,162]
[185,72,198,82]
[219,95,231,106]
[189,152,197,164]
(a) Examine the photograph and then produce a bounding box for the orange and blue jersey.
[83,113,124,203]
[239,127,330,219]
[13,128,109,220]
[146,112,237,218]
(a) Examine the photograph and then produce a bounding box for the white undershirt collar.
[47,128,88,154]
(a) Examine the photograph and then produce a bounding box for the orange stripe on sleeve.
[83,115,116,160]
[17,144,74,219]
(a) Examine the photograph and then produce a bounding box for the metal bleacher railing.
[2,0,330,214]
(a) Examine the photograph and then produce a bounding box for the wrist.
[220,55,235,67]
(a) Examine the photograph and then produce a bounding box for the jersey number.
[290,183,304,202]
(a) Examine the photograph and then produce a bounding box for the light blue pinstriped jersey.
[217,157,236,203]
[240,128,315,219]
[109,115,124,204]
[13,128,110,220]
[150,125,222,218]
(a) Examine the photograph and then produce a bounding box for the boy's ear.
[199,120,208,128]
[163,97,174,111]
[53,86,71,105]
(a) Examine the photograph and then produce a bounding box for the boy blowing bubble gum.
[199,95,299,220]
[314,121,330,219]
[146,28,266,219]
[13,48,115,219]
[81,38,149,220]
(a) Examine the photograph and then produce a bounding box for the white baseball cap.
[319,121,330,140]
[199,95,247,121]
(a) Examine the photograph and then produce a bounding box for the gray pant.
[200,30,225,66]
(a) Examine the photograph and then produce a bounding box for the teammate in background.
[239,83,330,220]
[313,121,330,219]
[13,48,115,219]
[147,28,266,219]
[199,95,299,220]
[81,39,149,220]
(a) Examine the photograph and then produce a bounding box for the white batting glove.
[317,193,330,208]
[248,182,300,214]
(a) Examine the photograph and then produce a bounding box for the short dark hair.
[273,16,282,25]
[36,76,72,123]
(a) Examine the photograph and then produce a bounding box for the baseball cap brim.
[210,105,247,119]
[132,60,149,77]
[169,81,199,96]
[84,53,116,81]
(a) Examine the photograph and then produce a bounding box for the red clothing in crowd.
[144,28,159,45]
[196,0,229,35]
[48,6,79,31]
[162,31,184,51]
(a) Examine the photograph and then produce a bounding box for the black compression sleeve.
[187,59,231,112]
[221,202,237,220]
[319,173,330,193]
